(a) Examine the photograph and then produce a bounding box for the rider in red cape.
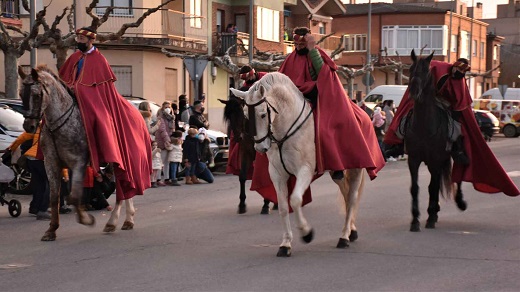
[384,59,519,197]
[250,27,385,206]
[279,27,384,179]
[59,27,152,200]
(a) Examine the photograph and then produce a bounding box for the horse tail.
[440,159,453,199]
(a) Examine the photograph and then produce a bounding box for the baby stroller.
[0,156,21,217]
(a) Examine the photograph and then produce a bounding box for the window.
[472,39,477,56]
[96,0,133,17]
[451,34,458,52]
[381,25,445,56]
[344,34,367,52]
[190,0,202,28]
[18,0,43,15]
[257,7,280,42]
[111,66,132,97]
[493,45,498,61]
[318,22,325,35]
[460,30,469,59]
[480,41,485,59]
[165,68,178,101]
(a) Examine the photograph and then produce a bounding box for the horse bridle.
[23,80,76,134]
[245,96,314,176]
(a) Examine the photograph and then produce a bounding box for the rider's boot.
[451,136,470,165]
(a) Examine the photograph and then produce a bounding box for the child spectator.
[151,141,163,187]
[182,128,201,185]
[167,131,183,186]
[196,128,215,184]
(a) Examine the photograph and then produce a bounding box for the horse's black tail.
[439,158,453,199]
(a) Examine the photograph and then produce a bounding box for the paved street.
[0,136,519,292]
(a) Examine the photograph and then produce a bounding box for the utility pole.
[249,0,254,64]
[30,0,37,67]
[365,0,372,94]
[448,0,454,63]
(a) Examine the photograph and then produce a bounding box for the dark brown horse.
[219,95,273,214]
[406,50,467,232]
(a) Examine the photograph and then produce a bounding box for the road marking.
[447,231,479,235]
[0,263,32,269]
[507,171,520,177]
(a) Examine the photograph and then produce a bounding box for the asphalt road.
[0,136,519,292]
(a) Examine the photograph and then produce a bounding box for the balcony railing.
[315,34,343,52]
[215,32,250,56]
[94,7,207,46]
[1,0,16,18]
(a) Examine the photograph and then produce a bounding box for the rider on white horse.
[279,27,385,180]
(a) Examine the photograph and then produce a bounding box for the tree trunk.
[55,46,70,70]
[348,78,354,101]
[397,68,403,85]
[4,49,20,99]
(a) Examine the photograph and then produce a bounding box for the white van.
[479,88,520,100]
[363,85,407,109]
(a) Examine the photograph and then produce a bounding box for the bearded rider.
[384,58,519,197]
[278,27,385,180]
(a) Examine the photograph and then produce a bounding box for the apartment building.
[332,2,497,99]
[0,0,208,107]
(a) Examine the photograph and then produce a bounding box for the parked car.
[125,97,229,170]
[472,99,520,138]
[473,109,500,141]
[0,99,26,116]
[0,105,32,194]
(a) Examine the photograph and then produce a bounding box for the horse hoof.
[41,232,56,241]
[456,200,467,211]
[103,224,116,233]
[237,204,247,214]
[276,246,291,257]
[425,221,436,229]
[79,214,96,226]
[410,223,421,232]
[121,221,134,230]
[336,238,349,248]
[260,207,269,215]
[349,230,358,242]
[301,229,314,244]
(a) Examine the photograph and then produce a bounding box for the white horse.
[230,72,365,257]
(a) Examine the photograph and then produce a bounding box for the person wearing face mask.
[385,58,520,197]
[155,102,175,186]
[276,26,384,182]
[58,26,152,201]
[194,128,214,184]
[188,100,210,129]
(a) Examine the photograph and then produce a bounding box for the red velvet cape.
[384,60,519,196]
[279,47,385,178]
[59,49,152,200]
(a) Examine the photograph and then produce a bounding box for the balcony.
[315,34,343,53]
[214,32,250,56]
[94,7,207,52]
[1,0,22,27]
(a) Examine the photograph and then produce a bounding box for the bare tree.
[0,0,46,98]
[34,0,174,69]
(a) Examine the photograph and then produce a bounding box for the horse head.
[219,95,247,142]
[409,49,435,104]
[18,66,44,133]
[230,83,275,153]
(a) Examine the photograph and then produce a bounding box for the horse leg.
[104,200,123,232]
[68,164,95,227]
[425,168,441,229]
[271,171,292,257]
[261,199,270,215]
[237,167,247,214]
[121,198,135,230]
[41,163,61,241]
[454,182,467,211]
[289,168,314,244]
[408,157,421,232]
[335,169,363,248]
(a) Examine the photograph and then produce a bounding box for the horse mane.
[35,64,75,99]
[222,96,243,124]
[254,72,303,109]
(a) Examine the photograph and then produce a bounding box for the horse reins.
[246,96,314,176]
